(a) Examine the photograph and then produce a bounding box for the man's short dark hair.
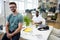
[36,11,39,13]
[9,2,17,6]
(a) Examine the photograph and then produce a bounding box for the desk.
[21,26,53,40]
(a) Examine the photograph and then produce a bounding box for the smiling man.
[2,2,23,40]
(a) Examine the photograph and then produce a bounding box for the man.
[32,11,45,27]
[2,2,23,40]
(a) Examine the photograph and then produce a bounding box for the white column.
[4,0,11,25]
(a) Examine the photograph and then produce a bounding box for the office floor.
[47,22,60,29]
[0,33,4,40]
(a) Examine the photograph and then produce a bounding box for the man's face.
[36,12,39,17]
[9,4,17,12]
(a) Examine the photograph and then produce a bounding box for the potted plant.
[24,16,32,27]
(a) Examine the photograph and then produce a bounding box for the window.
[27,3,33,9]
[33,0,37,3]
[8,0,38,13]
[26,0,38,9]
[20,0,24,1]
[33,4,38,8]
[27,0,33,3]
[19,2,24,10]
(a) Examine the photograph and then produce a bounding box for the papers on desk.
[23,27,32,32]
[32,34,43,40]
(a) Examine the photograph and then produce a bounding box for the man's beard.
[12,10,16,12]
[36,15,39,17]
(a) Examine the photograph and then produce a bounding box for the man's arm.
[35,21,42,24]
[32,20,42,25]
[11,23,23,36]
[6,22,9,34]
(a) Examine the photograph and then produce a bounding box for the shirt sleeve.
[6,16,9,22]
[18,15,24,23]
[6,16,10,24]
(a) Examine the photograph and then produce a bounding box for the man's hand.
[7,33,13,39]
[39,21,42,24]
